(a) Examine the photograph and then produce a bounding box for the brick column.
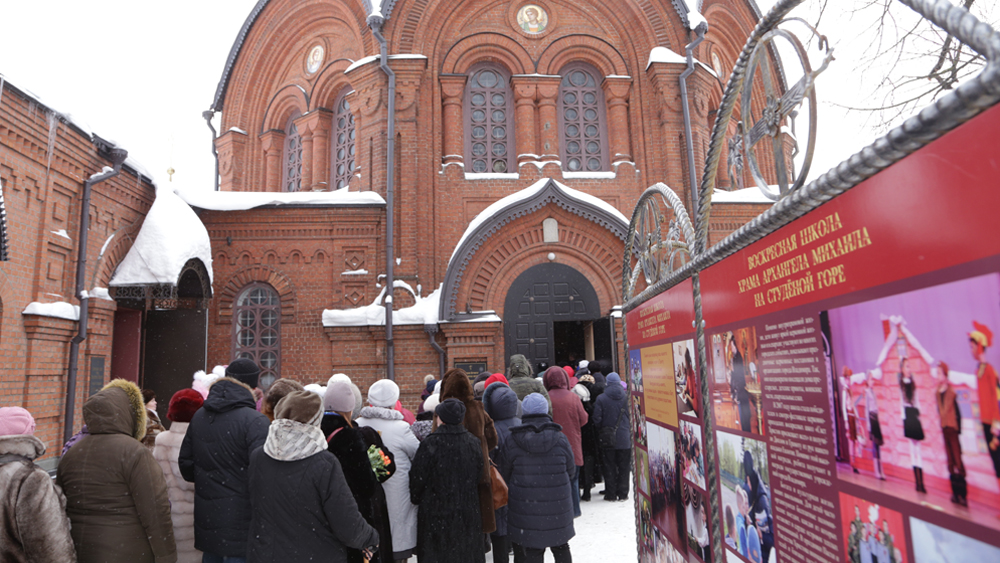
[440,74,467,166]
[299,109,333,190]
[602,76,633,163]
[215,128,248,191]
[510,78,538,165]
[536,77,562,161]
[294,113,315,190]
[259,130,286,192]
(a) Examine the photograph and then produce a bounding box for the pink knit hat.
[0,407,36,436]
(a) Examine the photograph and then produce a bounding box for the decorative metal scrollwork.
[740,19,833,200]
[622,183,695,302]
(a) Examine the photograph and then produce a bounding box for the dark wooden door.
[142,309,207,424]
[504,263,600,371]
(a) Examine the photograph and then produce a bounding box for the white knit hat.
[368,379,400,408]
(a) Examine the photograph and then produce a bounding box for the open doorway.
[553,317,616,370]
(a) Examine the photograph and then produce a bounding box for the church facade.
[195,0,778,406]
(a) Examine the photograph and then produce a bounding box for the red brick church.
[0,0,781,454]
[185,0,776,405]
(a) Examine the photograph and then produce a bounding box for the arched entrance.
[504,263,613,371]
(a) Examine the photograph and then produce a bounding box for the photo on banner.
[680,419,706,490]
[828,273,1000,520]
[716,431,776,563]
[640,495,655,555]
[631,348,644,393]
[711,327,764,436]
[674,338,700,419]
[837,491,908,563]
[683,483,711,561]
[647,421,683,550]
[637,447,651,497]
[634,394,648,447]
[909,516,1000,562]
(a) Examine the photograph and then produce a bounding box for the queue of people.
[0,355,629,563]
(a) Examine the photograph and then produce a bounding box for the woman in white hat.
[356,379,421,562]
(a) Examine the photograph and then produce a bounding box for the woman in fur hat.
[248,390,379,562]
[153,389,205,563]
[0,406,77,563]
[356,379,421,561]
[57,379,176,563]
[141,389,166,451]
[323,380,397,563]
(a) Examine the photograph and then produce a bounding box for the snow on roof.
[345,54,428,74]
[110,187,213,286]
[179,187,385,211]
[685,1,707,30]
[647,46,688,68]
[22,301,80,321]
[448,178,628,268]
[323,283,442,327]
[711,188,775,204]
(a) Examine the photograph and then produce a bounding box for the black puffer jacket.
[410,424,485,563]
[593,377,631,450]
[247,445,379,563]
[178,378,269,557]
[498,413,575,550]
[483,383,521,537]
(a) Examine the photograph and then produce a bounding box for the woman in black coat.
[323,381,397,563]
[410,399,485,563]
[248,391,378,563]
[497,393,575,563]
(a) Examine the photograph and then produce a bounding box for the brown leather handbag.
[490,461,508,508]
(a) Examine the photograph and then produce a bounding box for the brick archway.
[440,179,627,322]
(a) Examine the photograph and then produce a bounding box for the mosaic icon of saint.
[518,5,548,34]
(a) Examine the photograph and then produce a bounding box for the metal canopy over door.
[503,263,601,370]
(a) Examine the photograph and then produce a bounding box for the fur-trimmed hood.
[84,378,148,441]
[0,434,45,460]
[358,405,404,421]
[204,377,256,415]
[507,354,533,379]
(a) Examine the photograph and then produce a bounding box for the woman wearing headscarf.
[0,406,77,563]
[743,450,773,563]
[153,389,205,563]
[57,379,176,563]
[323,380,397,563]
[440,368,499,537]
[247,390,378,562]
[357,379,421,562]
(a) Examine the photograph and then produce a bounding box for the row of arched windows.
[277,62,613,190]
[281,90,356,192]
[464,62,610,173]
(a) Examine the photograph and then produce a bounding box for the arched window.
[559,64,609,172]
[331,90,356,190]
[465,65,515,174]
[232,283,281,390]
[282,115,303,192]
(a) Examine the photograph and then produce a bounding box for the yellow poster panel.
[641,343,678,426]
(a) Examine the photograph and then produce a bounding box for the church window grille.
[283,119,303,192]
[331,91,356,189]
[559,65,609,172]
[232,283,281,390]
[465,65,515,174]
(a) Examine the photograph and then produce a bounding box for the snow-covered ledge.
[323,282,441,327]
[110,187,214,287]
[22,302,80,321]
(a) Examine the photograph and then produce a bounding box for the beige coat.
[154,422,200,563]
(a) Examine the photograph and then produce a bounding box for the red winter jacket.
[543,367,589,466]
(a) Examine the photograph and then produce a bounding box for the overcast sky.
[0,0,987,194]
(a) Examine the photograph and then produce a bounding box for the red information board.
[627,104,1000,563]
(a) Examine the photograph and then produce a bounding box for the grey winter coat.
[483,383,521,537]
[593,380,631,450]
[507,355,552,415]
[0,435,76,563]
[498,413,576,550]
[179,378,269,557]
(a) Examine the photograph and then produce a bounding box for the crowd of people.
[0,355,631,563]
